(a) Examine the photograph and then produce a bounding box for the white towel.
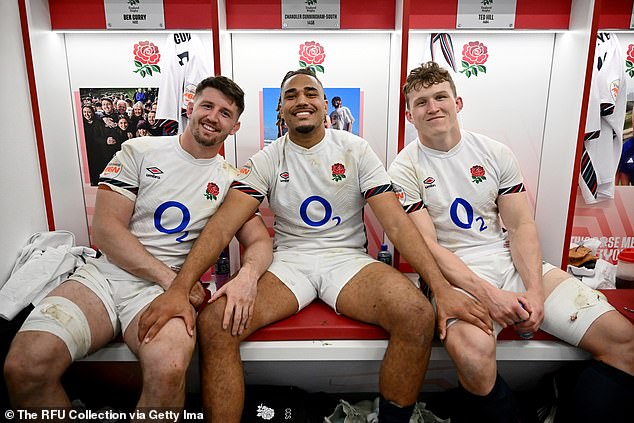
[0,231,96,320]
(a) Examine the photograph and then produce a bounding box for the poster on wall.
[261,87,362,148]
[75,86,178,230]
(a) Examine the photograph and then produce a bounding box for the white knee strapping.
[19,296,92,360]
[541,277,615,346]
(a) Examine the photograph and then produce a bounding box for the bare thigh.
[336,262,432,327]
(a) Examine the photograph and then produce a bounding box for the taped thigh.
[541,277,615,346]
[19,296,92,360]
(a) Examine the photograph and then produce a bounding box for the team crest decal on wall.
[133,41,161,78]
[204,182,220,200]
[470,165,487,184]
[299,41,326,74]
[331,163,346,182]
[460,41,488,78]
[626,44,634,78]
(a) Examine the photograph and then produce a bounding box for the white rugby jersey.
[388,131,525,253]
[99,135,237,267]
[580,32,627,204]
[156,33,211,133]
[232,129,392,252]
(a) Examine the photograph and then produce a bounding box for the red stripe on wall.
[409,0,572,30]
[20,0,55,230]
[561,1,602,269]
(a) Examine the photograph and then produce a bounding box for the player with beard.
[139,68,491,423]
[4,76,273,414]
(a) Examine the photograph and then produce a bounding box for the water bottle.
[215,248,230,289]
[377,244,392,266]
[516,301,533,339]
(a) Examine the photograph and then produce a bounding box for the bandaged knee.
[19,296,92,360]
[541,277,614,346]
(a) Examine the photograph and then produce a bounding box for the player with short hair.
[139,67,491,423]
[4,76,272,413]
[389,61,634,423]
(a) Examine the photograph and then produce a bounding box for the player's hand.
[514,289,545,335]
[433,285,492,341]
[209,270,258,336]
[138,286,195,343]
[188,281,206,308]
[106,136,117,145]
[480,286,530,328]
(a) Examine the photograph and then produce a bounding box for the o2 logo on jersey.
[300,196,341,227]
[450,198,487,232]
[154,201,190,242]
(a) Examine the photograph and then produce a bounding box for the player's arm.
[408,208,528,328]
[367,192,491,339]
[209,214,273,336]
[138,188,261,342]
[497,191,545,333]
[92,186,177,289]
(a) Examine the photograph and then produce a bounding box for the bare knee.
[4,339,65,393]
[197,300,241,346]
[140,324,195,383]
[382,294,435,343]
[446,324,497,394]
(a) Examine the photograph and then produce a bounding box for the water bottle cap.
[380,244,388,251]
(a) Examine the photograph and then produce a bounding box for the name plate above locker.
[104,0,166,30]
[282,0,340,29]
[456,0,518,29]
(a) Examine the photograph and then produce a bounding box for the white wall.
[0,0,48,285]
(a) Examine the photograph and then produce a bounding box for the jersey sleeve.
[231,149,273,203]
[497,144,526,195]
[98,141,140,202]
[358,143,393,199]
[387,147,425,213]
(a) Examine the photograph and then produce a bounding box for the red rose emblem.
[331,163,346,182]
[332,163,345,175]
[460,41,489,78]
[299,41,326,74]
[462,41,488,65]
[134,41,161,65]
[627,44,634,63]
[204,182,220,200]
[626,44,634,78]
[299,41,326,64]
[133,41,161,78]
[470,165,486,184]
[470,165,485,177]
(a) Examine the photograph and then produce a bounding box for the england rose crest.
[331,163,346,182]
[133,41,161,78]
[204,182,220,200]
[470,165,486,184]
[460,41,488,78]
[299,41,326,74]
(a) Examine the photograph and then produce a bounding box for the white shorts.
[452,247,614,345]
[268,249,376,311]
[62,257,164,335]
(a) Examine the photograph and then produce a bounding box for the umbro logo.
[279,171,289,182]
[146,166,163,179]
[423,176,436,189]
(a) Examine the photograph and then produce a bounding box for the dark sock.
[573,360,634,423]
[453,374,519,423]
[378,396,415,423]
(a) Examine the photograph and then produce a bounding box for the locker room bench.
[78,289,633,392]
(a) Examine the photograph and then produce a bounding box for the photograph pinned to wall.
[261,87,362,148]
[75,87,178,238]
